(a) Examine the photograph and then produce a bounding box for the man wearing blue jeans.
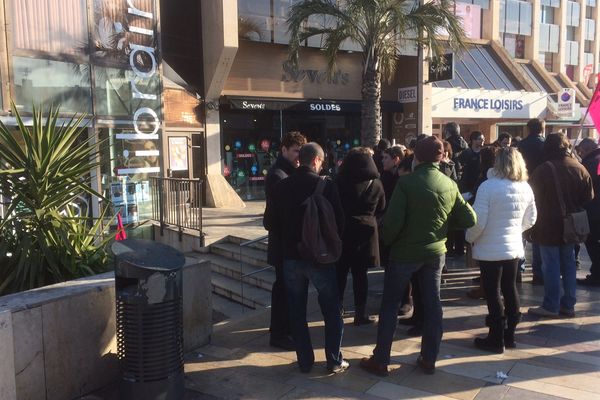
[264,142,348,373]
[527,133,593,318]
[360,137,476,376]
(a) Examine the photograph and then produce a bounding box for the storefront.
[220,97,402,200]
[431,87,549,140]
[219,40,410,200]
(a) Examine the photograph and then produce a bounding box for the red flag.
[115,212,127,241]
[587,74,600,131]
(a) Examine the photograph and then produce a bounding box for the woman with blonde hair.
[466,147,537,353]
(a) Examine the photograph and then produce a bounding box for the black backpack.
[297,177,342,264]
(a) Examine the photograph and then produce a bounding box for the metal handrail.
[239,234,271,313]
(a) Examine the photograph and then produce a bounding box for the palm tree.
[287,0,466,147]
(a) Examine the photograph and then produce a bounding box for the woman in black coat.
[336,147,386,325]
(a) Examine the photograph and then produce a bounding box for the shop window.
[98,127,156,225]
[10,0,88,55]
[12,57,92,113]
[93,66,161,118]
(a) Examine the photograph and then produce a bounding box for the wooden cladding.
[163,88,203,128]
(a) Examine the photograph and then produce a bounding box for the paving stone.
[398,368,486,400]
[366,381,455,400]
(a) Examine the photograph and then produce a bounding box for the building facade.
[0,0,205,221]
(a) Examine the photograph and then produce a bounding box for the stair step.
[210,242,269,268]
[211,273,272,310]
[212,292,252,323]
[203,253,274,291]
[225,235,269,252]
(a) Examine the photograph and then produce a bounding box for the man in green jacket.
[360,136,476,376]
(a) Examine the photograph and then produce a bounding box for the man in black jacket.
[264,142,348,374]
[576,138,600,286]
[263,131,306,350]
[518,118,545,284]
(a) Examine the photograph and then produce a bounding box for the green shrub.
[0,104,113,294]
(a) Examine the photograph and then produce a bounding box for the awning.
[432,45,523,91]
[222,96,403,113]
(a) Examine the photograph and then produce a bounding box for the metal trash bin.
[112,239,186,400]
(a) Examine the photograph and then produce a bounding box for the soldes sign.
[309,103,342,111]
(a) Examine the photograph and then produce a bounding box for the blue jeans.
[283,259,344,370]
[540,245,577,313]
[373,255,444,365]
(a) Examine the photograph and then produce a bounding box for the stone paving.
[89,201,600,399]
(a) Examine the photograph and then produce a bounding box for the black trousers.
[446,230,466,255]
[270,262,290,339]
[479,259,520,320]
[336,263,368,307]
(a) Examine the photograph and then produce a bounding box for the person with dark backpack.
[264,142,348,374]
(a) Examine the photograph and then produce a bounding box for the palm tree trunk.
[361,63,382,148]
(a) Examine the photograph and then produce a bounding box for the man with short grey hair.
[264,142,347,374]
[576,138,600,286]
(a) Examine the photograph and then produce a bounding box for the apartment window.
[541,0,560,6]
[458,0,490,9]
[566,1,581,26]
[585,40,594,53]
[566,27,576,41]
[566,40,579,65]
[499,0,532,36]
[541,5,555,23]
[587,0,596,7]
[539,22,559,53]
[503,34,525,58]
[585,18,595,41]
[539,52,554,72]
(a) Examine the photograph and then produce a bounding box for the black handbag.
[547,162,590,244]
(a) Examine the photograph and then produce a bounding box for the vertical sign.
[115,0,162,176]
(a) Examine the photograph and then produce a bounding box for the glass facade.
[220,101,364,200]
[238,0,361,51]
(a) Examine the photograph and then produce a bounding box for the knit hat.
[414,136,444,163]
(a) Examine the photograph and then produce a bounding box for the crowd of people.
[262,119,599,376]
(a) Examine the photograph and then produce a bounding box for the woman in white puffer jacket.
[466,147,537,354]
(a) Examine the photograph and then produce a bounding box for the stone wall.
[0,257,212,400]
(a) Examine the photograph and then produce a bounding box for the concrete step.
[225,235,269,252]
[210,241,269,268]
[212,292,252,323]
[203,253,275,291]
[211,273,272,310]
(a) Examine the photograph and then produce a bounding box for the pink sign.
[586,74,600,134]
[455,3,481,39]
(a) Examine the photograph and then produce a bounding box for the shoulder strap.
[360,179,374,200]
[314,176,327,196]
[546,161,567,217]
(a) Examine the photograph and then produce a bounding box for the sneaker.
[328,359,350,374]
[528,306,558,318]
[359,356,389,377]
[416,355,435,375]
[559,307,575,318]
